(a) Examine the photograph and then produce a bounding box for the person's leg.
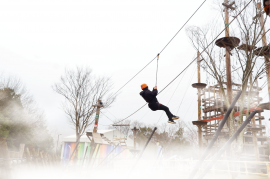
[158,103,179,120]
[148,103,158,111]
[158,104,173,120]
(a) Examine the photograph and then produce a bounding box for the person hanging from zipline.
[140,83,179,124]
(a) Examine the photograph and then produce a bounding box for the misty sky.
[1,0,270,142]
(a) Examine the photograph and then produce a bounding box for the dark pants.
[148,102,173,120]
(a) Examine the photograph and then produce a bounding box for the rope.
[104,108,118,120]
[113,0,207,96]
[110,0,253,126]
[100,111,114,123]
[176,65,197,114]
[155,62,196,125]
[156,54,159,86]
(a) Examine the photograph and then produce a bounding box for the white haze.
[8,147,237,179]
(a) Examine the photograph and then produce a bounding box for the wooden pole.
[88,100,103,166]
[197,51,203,156]
[131,127,139,150]
[224,0,233,134]
[250,75,260,161]
[93,100,103,133]
[258,2,270,101]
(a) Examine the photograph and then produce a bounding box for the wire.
[155,62,196,125]
[113,0,207,96]
[104,108,118,120]
[168,63,194,107]
[176,64,197,114]
[100,111,114,123]
[108,0,253,126]
[181,95,197,120]
[156,54,159,86]
[158,0,207,55]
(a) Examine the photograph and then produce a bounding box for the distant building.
[61,129,135,164]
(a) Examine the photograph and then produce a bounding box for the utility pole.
[88,99,103,166]
[197,51,203,155]
[258,2,270,101]
[131,127,139,149]
[93,100,103,133]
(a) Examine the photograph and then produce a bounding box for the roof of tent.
[62,129,121,144]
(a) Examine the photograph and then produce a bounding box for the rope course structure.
[109,0,254,126]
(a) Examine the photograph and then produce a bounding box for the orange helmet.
[141,83,148,89]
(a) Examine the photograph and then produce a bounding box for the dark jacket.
[140,87,159,111]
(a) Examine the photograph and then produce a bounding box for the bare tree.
[53,67,116,141]
[186,1,268,135]
[186,1,270,159]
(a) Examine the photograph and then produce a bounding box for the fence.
[0,142,61,179]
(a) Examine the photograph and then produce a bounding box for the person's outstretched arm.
[152,86,158,96]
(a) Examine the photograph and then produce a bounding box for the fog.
[2,144,263,179]
[5,148,233,179]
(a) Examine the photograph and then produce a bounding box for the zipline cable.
[113,0,207,96]
[100,111,114,123]
[104,108,118,121]
[111,0,253,126]
[176,64,197,114]
[155,62,196,125]
[156,54,159,86]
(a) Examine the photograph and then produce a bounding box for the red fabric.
[202,107,262,122]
